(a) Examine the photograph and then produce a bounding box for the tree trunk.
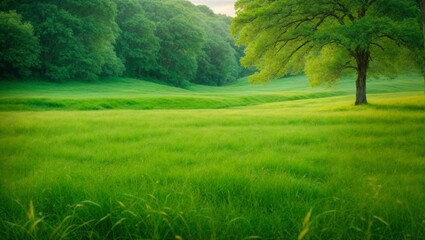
[355,50,369,105]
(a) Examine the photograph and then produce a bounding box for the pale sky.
[188,0,236,17]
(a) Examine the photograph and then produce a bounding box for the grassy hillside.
[0,74,424,239]
[0,73,423,110]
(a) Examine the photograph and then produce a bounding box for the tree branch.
[376,33,406,47]
[278,40,311,59]
[370,42,385,51]
[330,0,355,22]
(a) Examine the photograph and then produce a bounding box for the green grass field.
[0,74,424,239]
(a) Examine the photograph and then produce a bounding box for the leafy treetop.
[232,0,423,104]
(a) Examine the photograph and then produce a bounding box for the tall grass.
[0,74,424,239]
[1,93,424,239]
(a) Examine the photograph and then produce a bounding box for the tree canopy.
[1,0,243,86]
[115,0,159,78]
[232,0,423,104]
[0,10,40,78]
[2,0,121,81]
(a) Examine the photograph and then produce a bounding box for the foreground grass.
[0,92,424,239]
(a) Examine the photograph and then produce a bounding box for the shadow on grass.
[367,103,425,112]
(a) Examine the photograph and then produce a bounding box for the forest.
[0,0,245,86]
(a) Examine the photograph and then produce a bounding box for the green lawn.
[0,73,422,111]
[0,74,424,239]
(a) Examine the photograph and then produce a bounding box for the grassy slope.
[0,74,424,239]
[0,73,422,110]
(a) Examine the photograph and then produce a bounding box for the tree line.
[0,0,247,86]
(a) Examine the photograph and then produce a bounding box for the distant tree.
[232,0,423,105]
[115,0,159,78]
[138,0,245,87]
[195,34,239,86]
[418,0,425,84]
[196,5,215,17]
[0,10,40,78]
[420,0,425,48]
[141,0,205,86]
[156,15,204,86]
[194,14,241,86]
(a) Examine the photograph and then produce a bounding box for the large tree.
[232,0,423,105]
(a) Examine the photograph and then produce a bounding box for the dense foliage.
[0,0,242,86]
[231,0,423,104]
[0,11,40,78]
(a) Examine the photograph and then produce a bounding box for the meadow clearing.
[0,74,424,239]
